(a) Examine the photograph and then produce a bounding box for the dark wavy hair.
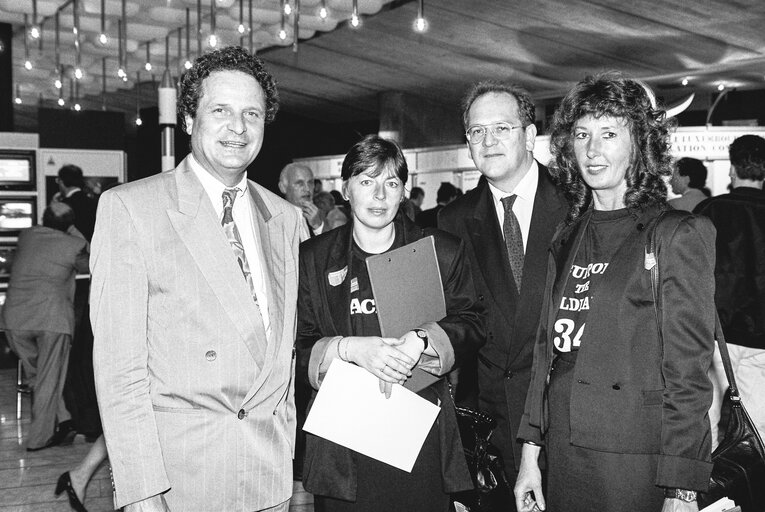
[178,46,279,131]
[549,72,675,222]
[340,135,409,184]
[729,134,765,181]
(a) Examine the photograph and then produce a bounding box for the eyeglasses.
[465,122,524,145]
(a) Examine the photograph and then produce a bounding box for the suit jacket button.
[504,370,514,379]
[205,350,217,361]
[612,384,621,390]
[238,409,246,420]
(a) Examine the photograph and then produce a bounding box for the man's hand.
[301,201,324,230]
[125,494,171,512]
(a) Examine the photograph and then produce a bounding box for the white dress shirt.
[189,156,271,336]
[487,160,539,252]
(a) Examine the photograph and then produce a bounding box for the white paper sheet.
[303,359,441,472]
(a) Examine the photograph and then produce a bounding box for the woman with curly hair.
[514,73,716,512]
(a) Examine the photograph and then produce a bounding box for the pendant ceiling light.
[99,0,108,45]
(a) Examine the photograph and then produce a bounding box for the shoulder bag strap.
[646,211,741,400]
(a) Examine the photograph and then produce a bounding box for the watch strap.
[663,488,697,502]
[413,329,429,351]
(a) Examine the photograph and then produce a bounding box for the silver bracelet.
[336,337,346,362]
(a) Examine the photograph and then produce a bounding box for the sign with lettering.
[670,127,765,160]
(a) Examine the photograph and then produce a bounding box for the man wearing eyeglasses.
[439,81,567,510]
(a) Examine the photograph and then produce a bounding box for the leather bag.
[451,406,512,511]
[647,212,765,512]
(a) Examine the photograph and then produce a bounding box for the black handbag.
[647,212,765,511]
[451,406,512,512]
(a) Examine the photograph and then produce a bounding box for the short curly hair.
[548,72,675,222]
[729,134,765,181]
[178,46,279,131]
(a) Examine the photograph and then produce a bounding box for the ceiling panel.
[3,0,765,124]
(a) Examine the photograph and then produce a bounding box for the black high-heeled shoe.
[55,472,88,512]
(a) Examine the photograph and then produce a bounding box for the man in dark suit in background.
[439,81,567,510]
[57,165,97,241]
[2,202,89,451]
[416,182,457,228]
[694,134,765,444]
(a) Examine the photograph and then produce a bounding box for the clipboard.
[366,236,444,392]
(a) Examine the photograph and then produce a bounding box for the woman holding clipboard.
[295,135,485,512]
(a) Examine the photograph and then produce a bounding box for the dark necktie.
[221,188,258,303]
[501,195,524,291]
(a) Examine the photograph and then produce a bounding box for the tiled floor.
[0,368,313,511]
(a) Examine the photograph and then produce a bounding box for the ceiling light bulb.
[145,62,152,71]
[30,26,41,39]
[717,83,725,91]
[14,96,22,104]
[278,29,287,40]
[72,27,78,35]
[184,60,193,70]
[118,67,126,78]
[122,75,128,82]
[54,78,62,89]
[135,116,143,126]
[284,3,292,15]
[58,98,65,106]
[238,24,246,34]
[208,34,218,47]
[414,16,427,32]
[74,103,82,111]
[319,7,328,19]
[681,77,689,86]
[99,33,108,45]
[24,60,33,70]
[74,68,83,79]
[351,13,360,27]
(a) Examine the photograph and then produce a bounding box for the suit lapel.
[241,181,288,405]
[324,225,354,336]
[506,169,568,365]
[166,159,268,371]
[467,180,518,316]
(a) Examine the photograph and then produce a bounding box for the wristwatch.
[413,329,429,351]
[664,488,697,502]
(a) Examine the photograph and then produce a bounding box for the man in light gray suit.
[91,47,302,512]
[2,202,89,451]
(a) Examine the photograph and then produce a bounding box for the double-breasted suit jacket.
[438,165,567,473]
[91,155,302,511]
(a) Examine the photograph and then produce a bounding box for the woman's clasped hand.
[341,332,426,398]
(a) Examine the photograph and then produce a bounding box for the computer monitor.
[0,197,37,238]
[0,244,16,279]
[0,150,36,191]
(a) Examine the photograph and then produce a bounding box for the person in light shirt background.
[669,157,710,212]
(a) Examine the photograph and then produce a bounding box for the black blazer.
[62,190,97,242]
[295,214,484,501]
[695,187,765,350]
[518,207,716,491]
[438,163,567,471]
